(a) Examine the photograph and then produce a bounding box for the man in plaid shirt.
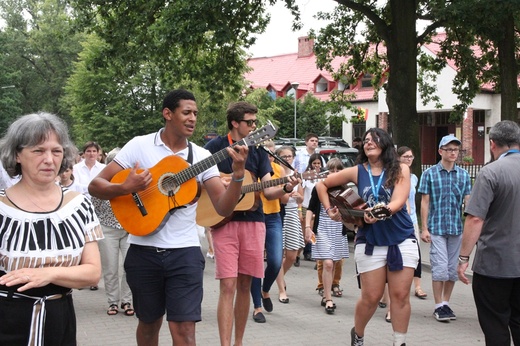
[418,134,471,323]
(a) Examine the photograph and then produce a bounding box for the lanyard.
[499,149,520,160]
[227,133,235,146]
[367,164,385,203]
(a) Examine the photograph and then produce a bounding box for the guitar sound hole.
[158,173,180,196]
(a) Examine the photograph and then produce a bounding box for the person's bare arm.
[203,145,249,217]
[315,166,358,221]
[88,161,152,200]
[458,214,484,284]
[420,194,431,242]
[0,241,102,291]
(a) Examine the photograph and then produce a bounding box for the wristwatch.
[458,255,470,265]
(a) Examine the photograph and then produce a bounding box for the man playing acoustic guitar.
[204,101,300,346]
[88,89,249,346]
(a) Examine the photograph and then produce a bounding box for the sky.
[247,0,337,58]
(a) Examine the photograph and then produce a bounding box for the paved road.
[74,239,487,345]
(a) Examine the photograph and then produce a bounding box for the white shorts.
[355,238,420,273]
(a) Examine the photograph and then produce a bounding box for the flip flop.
[415,288,428,299]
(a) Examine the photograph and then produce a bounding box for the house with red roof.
[245,36,519,165]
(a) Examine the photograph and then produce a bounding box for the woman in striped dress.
[275,146,304,304]
[305,158,349,314]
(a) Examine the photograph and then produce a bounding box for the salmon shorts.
[212,221,266,279]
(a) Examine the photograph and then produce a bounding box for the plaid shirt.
[418,162,471,236]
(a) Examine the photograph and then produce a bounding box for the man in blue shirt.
[418,134,471,323]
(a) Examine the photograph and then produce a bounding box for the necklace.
[23,184,61,212]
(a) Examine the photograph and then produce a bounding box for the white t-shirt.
[73,160,106,197]
[114,129,220,248]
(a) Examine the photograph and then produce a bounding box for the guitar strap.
[187,141,193,165]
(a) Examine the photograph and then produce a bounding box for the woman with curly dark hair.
[315,128,419,346]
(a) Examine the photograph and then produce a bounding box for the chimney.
[298,36,314,58]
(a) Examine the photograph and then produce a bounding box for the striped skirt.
[312,207,349,261]
[282,207,305,251]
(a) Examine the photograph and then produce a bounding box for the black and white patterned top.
[0,188,103,272]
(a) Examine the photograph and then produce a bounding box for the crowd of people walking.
[1,89,518,346]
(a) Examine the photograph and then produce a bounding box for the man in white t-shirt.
[293,133,325,262]
[89,89,248,346]
[73,141,106,198]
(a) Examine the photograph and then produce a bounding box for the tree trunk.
[497,14,518,122]
[385,0,421,174]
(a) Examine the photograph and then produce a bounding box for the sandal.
[321,297,336,308]
[316,287,324,296]
[385,312,391,323]
[324,299,336,314]
[415,288,427,299]
[332,285,343,297]
[107,304,118,316]
[121,302,135,316]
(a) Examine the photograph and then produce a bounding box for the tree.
[0,33,23,133]
[311,0,519,173]
[69,0,300,105]
[0,0,84,128]
[429,0,520,122]
[312,0,439,173]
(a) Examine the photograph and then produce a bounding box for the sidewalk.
[74,238,484,345]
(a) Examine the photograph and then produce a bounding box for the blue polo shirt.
[418,162,471,236]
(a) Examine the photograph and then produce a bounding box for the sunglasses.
[239,119,259,127]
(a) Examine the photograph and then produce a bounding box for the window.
[361,73,373,88]
[267,88,276,100]
[315,77,328,93]
[338,81,351,91]
[286,87,296,98]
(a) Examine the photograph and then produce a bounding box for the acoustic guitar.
[327,185,391,227]
[109,122,277,236]
[196,170,327,228]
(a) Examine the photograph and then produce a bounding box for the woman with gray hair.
[0,112,103,345]
[91,147,134,316]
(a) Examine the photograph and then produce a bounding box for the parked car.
[316,147,359,168]
[318,137,351,148]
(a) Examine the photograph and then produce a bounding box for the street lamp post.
[291,81,299,139]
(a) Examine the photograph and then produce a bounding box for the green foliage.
[0,34,23,135]
[0,0,84,129]
[427,0,520,121]
[70,0,275,104]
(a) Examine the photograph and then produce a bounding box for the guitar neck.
[242,176,291,193]
[176,138,250,185]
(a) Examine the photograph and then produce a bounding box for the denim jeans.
[251,213,283,308]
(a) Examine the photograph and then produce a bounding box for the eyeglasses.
[401,155,414,159]
[440,148,460,153]
[280,155,294,160]
[239,119,259,127]
[363,137,379,145]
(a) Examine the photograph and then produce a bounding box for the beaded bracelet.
[282,184,293,194]
[232,176,245,182]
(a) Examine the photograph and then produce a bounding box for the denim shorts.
[124,245,204,323]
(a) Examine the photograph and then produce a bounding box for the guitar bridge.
[132,192,148,216]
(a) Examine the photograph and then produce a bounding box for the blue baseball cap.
[439,134,461,149]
